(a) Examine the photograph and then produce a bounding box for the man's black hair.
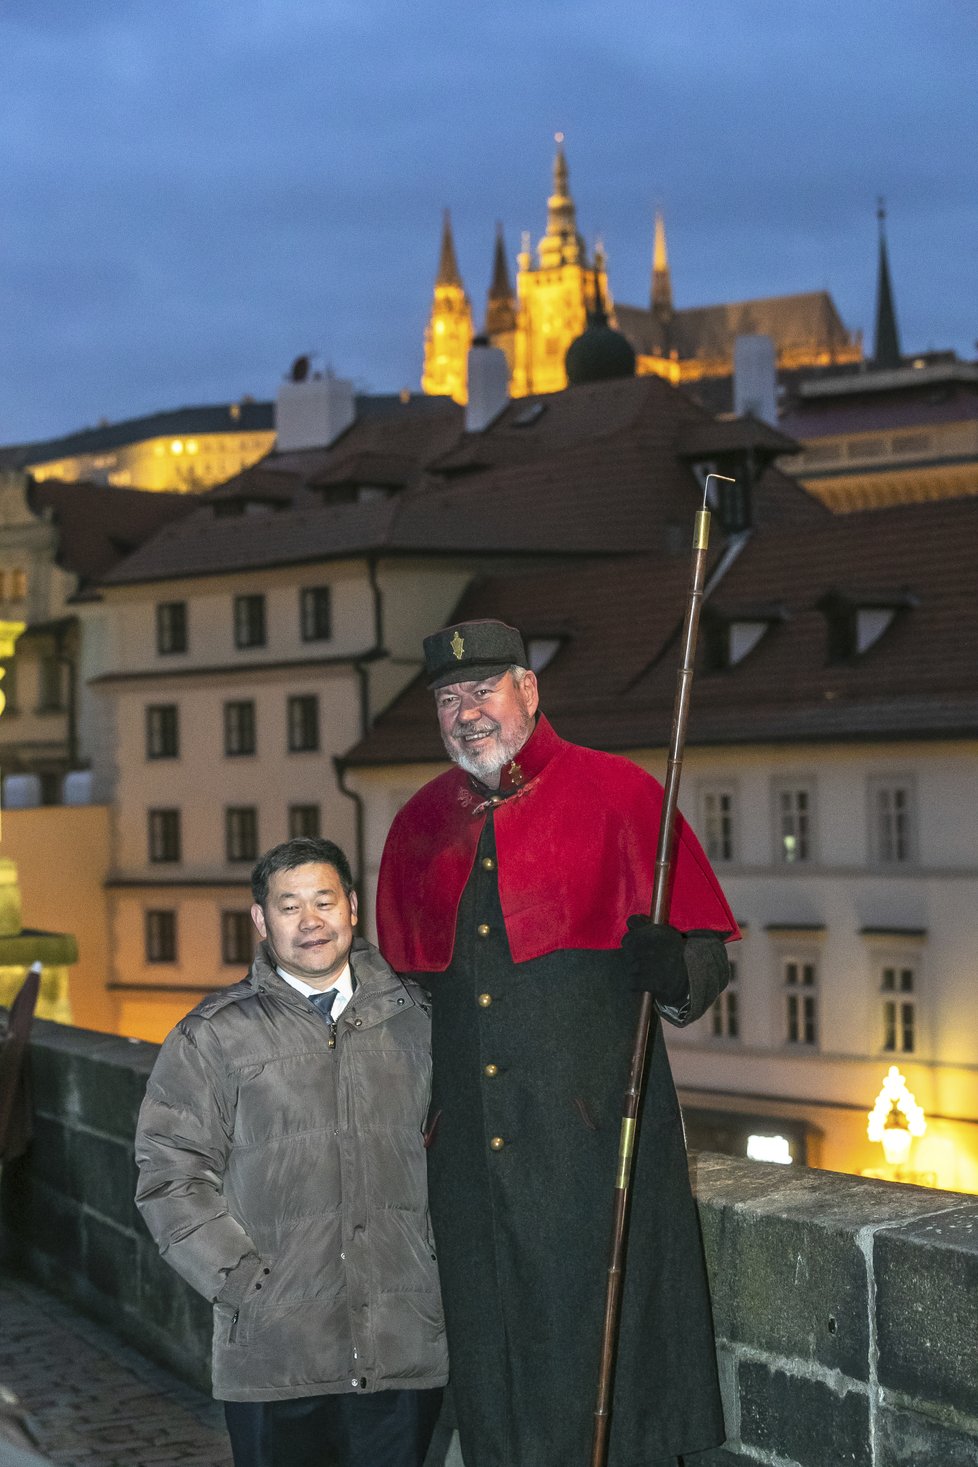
[251,838,354,907]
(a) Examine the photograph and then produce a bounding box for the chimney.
[276,366,356,451]
[465,337,509,432]
[733,335,777,425]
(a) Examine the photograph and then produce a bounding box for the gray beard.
[443,715,533,785]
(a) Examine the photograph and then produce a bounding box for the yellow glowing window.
[186,440,199,455]
[170,440,184,455]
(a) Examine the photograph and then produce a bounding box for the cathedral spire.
[872,198,901,369]
[485,222,516,337]
[436,208,463,288]
[539,132,584,269]
[650,210,673,315]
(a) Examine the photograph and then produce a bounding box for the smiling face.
[434,667,539,787]
[251,861,358,988]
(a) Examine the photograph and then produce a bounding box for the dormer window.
[856,607,896,654]
[728,620,769,665]
[702,605,787,671]
[818,590,917,663]
[526,636,563,673]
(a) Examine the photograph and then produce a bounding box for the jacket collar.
[467,712,564,798]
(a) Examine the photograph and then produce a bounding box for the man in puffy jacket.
[135,836,446,1467]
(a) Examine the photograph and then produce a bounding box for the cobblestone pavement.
[0,1272,232,1467]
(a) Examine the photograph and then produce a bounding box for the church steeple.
[436,208,463,288]
[650,211,673,315]
[422,209,473,403]
[873,199,902,369]
[649,210,674,356]
[485,222,516,337]
[538,133,585,269]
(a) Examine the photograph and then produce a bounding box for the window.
[881,962,917,1054]
[37,656,65,712]
[699,784,737,863]
[234,594,266,648]
[287,695,319,752]
[784,958,818,1046]
[711,958,739,1040]
[224,700,256,757]
[870,777,916,864]
[774,783,813,864]
[300,586,332,642]
[10,567,27,602]
[148,808,181,863]
[289,803,321,838]
[145,910,177,963]
[146,704,179,759]
[221,910,254,965]
[226,806,259,863]
[156,601,188,655]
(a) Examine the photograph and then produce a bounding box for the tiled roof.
[103,377,821,586]
[27,480,197,588]
[344,494,978,765]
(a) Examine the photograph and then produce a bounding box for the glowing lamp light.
[746,1134,793,1165]
[868,1066,926,1168]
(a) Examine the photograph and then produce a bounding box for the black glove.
[620,916,689,1008]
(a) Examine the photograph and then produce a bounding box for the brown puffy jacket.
[134,938,447,1401]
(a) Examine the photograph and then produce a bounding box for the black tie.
[309,988,340,1024]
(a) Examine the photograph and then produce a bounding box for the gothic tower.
[649,210,674,355]
[872,199,902,369]
[485,222,517,374]
[510,136,610,397]
[421,210,473,403]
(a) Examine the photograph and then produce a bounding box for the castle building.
[422,138,863,403]
[1,400,275,493]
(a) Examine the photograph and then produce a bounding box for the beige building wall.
[349,736,978,1193]
[95,555,474,1038]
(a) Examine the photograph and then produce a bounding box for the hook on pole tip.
[702,472,736,510]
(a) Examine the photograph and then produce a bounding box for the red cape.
[377,715,739,972]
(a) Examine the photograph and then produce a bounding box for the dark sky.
[2,0,976,444]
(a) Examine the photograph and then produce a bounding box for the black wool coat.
[421,816,728,1467]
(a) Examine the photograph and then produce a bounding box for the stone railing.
[2,1020,977,1465]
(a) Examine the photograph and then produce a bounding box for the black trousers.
[224,1388,444,1467]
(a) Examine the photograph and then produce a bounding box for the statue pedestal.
[0,858,77,1024]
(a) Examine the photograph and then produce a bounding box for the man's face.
[434,668,540,787]
[251,862,358,988]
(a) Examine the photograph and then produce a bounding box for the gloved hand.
[620,916,689,1008]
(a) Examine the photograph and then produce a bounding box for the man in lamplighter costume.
[377,620,738,1467]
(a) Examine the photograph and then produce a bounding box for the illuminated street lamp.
[868,1066,926,1169]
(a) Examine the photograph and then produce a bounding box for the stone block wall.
[691,1151,978,1466]
[2,1022,978,1464]
[0,1019,212,1393]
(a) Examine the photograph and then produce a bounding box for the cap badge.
[451,631,465,660]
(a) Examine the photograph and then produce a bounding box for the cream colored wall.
[0,804,113,1032]
[350,737,978,1193]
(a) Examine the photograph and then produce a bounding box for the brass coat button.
[477,923,491,937]
[477,992,493,1008]
[482,857,496,871]
[490,1136,505,1151]
[484,1063,499,1077]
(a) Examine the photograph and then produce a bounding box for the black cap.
[423,619,528,689]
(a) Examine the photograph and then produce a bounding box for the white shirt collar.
[277,960,354,1017]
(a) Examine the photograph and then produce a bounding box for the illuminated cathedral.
[421,137,862,404]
